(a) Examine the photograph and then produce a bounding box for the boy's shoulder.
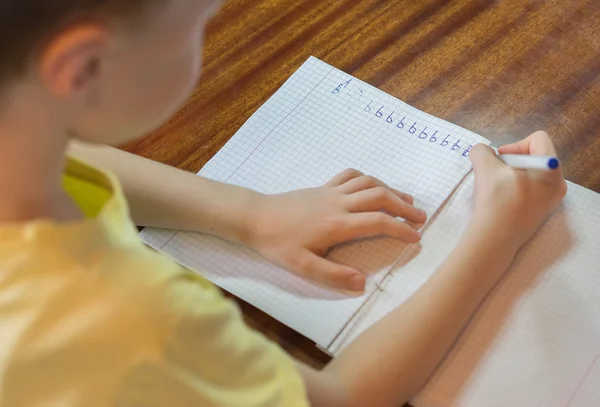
[0,220,193,331]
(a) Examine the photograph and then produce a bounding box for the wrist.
[188,177,266,247]
[229,189,267,248]
[433,227,518,293]
[461,223,520,261]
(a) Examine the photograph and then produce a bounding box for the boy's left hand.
[246,169,426,292]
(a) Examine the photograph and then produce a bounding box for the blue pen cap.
[548,158,560,170]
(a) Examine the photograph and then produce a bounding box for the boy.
[0,1,566,406]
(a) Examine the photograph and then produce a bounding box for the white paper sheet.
[140,56,490,347]
[332,175,600,407]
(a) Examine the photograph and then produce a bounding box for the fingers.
[497,141,528,155]
[498,131,557,156]
[529,131,558,156]
[391,189,414,205]
[325,168,364,187]
[470,144,504,173]
[336,173,379,193]
[345,187,427,223]
[295,251,366,291]
[336,173,414,204]
[339,212,422,243]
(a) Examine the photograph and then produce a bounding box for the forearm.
[68,141,261,245]
[310,229,517,407]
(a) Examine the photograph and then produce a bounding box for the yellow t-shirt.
[0,158,308,407]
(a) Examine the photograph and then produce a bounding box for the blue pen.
[498,154,560,171]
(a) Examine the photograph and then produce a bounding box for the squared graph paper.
[140,56,490,347]
[331,175,600,407]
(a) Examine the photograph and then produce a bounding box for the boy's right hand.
[469,131,567,252]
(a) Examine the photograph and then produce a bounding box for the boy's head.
[0,0,221,145]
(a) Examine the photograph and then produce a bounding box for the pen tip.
[548,158,560,170]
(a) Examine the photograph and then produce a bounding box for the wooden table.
[122,0,600,397]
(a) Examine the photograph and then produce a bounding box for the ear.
[39,24,109,102]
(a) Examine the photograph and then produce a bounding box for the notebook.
[140,57,600,407]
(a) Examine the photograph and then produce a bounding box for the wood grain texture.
[122,0,600,385]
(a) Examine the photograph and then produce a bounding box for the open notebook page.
[140,56,490,347]
[330,174,600,407]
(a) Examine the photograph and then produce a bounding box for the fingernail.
[349,273,366,291]
[413,230,422,242]
[418,209,427,219]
